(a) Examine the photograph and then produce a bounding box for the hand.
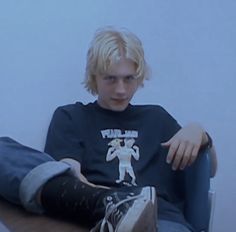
[61,158,110,189]
[161,123,208,170]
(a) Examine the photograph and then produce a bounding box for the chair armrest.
[184,148,211,231]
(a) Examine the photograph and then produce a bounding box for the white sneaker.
[91,186,157,232]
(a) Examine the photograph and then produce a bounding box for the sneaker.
[90,186,157,232]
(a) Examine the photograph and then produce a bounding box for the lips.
[112,98,127,104]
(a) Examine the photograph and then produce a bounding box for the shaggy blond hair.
[84,26,149,95]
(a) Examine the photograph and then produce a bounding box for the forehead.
[106,57,136,76]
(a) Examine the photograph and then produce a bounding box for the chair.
[208,189,216,232]
[184,148,215,232]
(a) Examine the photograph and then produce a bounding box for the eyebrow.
[104,74,136,77]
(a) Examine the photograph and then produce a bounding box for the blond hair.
[84,26,149,95]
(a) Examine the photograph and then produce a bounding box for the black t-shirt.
[44,101,194,231]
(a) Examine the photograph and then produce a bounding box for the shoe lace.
[99,194,142,232]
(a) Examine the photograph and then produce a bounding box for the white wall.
[0,1,235,231]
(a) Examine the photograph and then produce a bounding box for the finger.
[179,144,194,170]
[172,142,186,170]
[78,173,89,183]
[188,145,201,166]
[95,184,111,189]
[166,139,180,164]
[161,139,172,147]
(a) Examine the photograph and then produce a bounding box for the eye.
[103,75,117,82]
[124,75,136,82]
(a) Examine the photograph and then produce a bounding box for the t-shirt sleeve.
[44,106,85,162]
[159,106,182,142]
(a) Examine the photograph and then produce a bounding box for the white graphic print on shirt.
[101,129,139,186]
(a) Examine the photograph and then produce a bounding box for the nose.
[114,79,126,95]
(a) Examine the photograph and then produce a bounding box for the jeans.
[0,137,72,213]
[158,220,192,232]
[0,222,10,232]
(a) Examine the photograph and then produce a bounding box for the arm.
[162,123,217,172]
[132,145,140,160]
[44,106,85,162]
[106,147,116,161]
[45,106,110,188]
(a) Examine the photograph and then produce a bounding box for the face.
[95,57,140,111]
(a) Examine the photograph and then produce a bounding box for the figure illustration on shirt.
[106,138,140,185]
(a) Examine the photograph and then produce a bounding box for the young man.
[0,27,217,232]
[44,27,217,231]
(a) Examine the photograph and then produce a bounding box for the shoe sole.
[117,186,157,232]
